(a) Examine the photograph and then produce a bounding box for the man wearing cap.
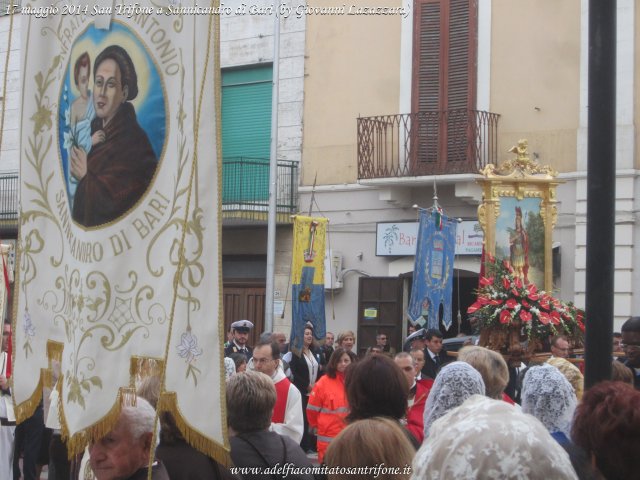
[224,320,254,360]
[403,327,427,353]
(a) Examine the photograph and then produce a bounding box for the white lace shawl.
[412,395,578,480]
[423,362,485,437]
[521,363,577,437]
[224,357,236,380]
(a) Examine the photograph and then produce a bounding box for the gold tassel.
[129,356,164,389]
[157,391,232,467]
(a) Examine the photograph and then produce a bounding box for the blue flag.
[408,210,457,330]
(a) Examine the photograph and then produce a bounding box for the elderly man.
[224,320,254,360]
[550,335,570,359]
[251,340,303,443]
[227,371,314,479]
[410,348,426,383]
[89,397,168,480]
[394,352,430,444]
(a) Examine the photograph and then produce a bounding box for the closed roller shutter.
[222,65,273,203]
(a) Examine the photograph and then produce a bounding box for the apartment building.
[299,0,639,351]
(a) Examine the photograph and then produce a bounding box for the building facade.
[1,1,639,352]
[300,0,639,352]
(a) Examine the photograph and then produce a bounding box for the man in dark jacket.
[227,371,316,480]
[421,329,446,380]
[224,320,254,360]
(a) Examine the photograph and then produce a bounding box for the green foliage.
[525,212,545,270]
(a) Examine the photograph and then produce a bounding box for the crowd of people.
[1,315,639,479]
[220,317,640,479]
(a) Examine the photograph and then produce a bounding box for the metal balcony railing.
[0,171,18,232]
[0,1,20,15]
[357,109,500,179]
[222,157,298,222]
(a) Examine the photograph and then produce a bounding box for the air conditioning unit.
[324,250,344,291]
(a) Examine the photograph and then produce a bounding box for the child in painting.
[65,52,104,200]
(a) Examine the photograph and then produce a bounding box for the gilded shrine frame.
[477,140,563,292]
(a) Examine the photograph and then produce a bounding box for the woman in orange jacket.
[306,347,357,462]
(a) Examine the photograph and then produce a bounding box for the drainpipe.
[265,11,281,333]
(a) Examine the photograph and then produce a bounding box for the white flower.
[23,311,35,337]
[64,107,71,126]
[177,331,202,363]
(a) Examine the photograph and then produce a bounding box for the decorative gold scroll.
[477,140,563,291]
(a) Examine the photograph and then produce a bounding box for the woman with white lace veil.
[423,362,485,437]
[521,363,577,443]
[412,395,578,480]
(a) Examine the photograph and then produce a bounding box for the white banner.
[15,1,226,460]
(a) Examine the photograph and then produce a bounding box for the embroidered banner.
[408,210,457,330]
[14,3,226,460]
[290,216,327,356]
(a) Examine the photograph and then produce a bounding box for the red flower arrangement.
[468,255,585,343]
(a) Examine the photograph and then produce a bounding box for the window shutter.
[411,0,477,169]
[221,66,273,203]
[415,0,441,113]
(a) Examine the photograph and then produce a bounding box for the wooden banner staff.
[307,172,318,216]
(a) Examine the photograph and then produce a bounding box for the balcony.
[222,157,298,225]
[0,171,18,235]
[357,109,500,180]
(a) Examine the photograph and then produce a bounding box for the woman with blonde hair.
[336,330,356,352]
[547,356,584,401]
[324,417,415,480]
[458,345,512,402]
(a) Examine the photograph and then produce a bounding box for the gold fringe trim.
[42,368,53,389]
[60,386,137,459]
[157,391,231,467]
[13,370,44,423]
[47,340,64,363]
